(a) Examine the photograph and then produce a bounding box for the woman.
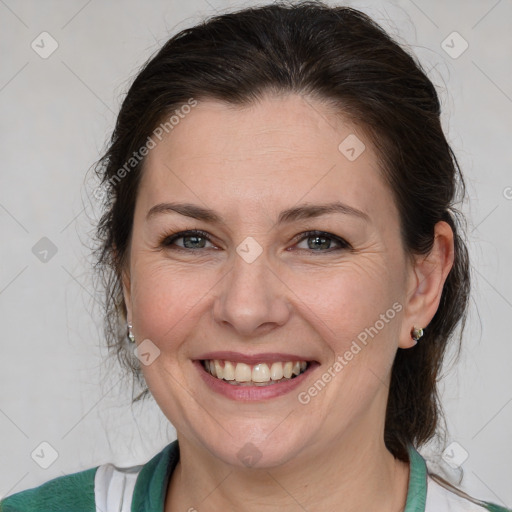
[1,2,509,511]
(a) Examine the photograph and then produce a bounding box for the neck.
[165,431,410,512]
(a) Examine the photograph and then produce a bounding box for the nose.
[212,249,291,337]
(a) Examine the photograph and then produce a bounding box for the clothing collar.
[404,443,428,512]
[131,439,180,512]
[131,440,428,512]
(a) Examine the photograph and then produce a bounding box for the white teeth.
[270,362,283,380]
[203,359,309,385]
[252,363,270,383]
[214,360,223,380]
[223,361,235,381]
[234,362,252,382]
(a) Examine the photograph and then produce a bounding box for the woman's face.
[122,94,418,468]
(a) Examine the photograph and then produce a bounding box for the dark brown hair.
[92,0,470,462]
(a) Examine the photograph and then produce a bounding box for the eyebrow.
[146,201,370,224]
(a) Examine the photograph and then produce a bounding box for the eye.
[159,229,352,253]
[160,230,217,250]
[293,230,352,252]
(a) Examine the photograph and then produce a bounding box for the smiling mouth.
[201,359,309,386]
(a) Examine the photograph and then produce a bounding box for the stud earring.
[127,323,136,343]
[411,326,424,342]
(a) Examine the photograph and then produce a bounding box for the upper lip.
[195,351,318,365]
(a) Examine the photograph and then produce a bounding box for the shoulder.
[0,466,98,512]
[426,473,512,512]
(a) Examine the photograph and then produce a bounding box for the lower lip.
[194,360,317,401]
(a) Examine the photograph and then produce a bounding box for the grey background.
[1,0,511,506]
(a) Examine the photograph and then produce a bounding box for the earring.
[411,326,424,342]
[127,323,136,343]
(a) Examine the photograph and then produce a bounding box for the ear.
[399,221,455,349]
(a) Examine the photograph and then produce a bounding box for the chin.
[195,423,311,470]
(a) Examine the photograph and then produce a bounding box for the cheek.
[291,259,403,344]
[129,260,213,347]
[290,262,405,404]
[290,263,404,430]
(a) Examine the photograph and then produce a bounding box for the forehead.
[136,94,394,223]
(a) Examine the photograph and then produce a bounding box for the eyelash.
[159,229,352,253]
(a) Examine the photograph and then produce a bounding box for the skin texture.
[121,93,454,511]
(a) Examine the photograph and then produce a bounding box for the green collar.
[131,440,428,512]
[131,440,180,512]
[404,443,428,511]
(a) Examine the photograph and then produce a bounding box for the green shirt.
[1,441,510,511]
